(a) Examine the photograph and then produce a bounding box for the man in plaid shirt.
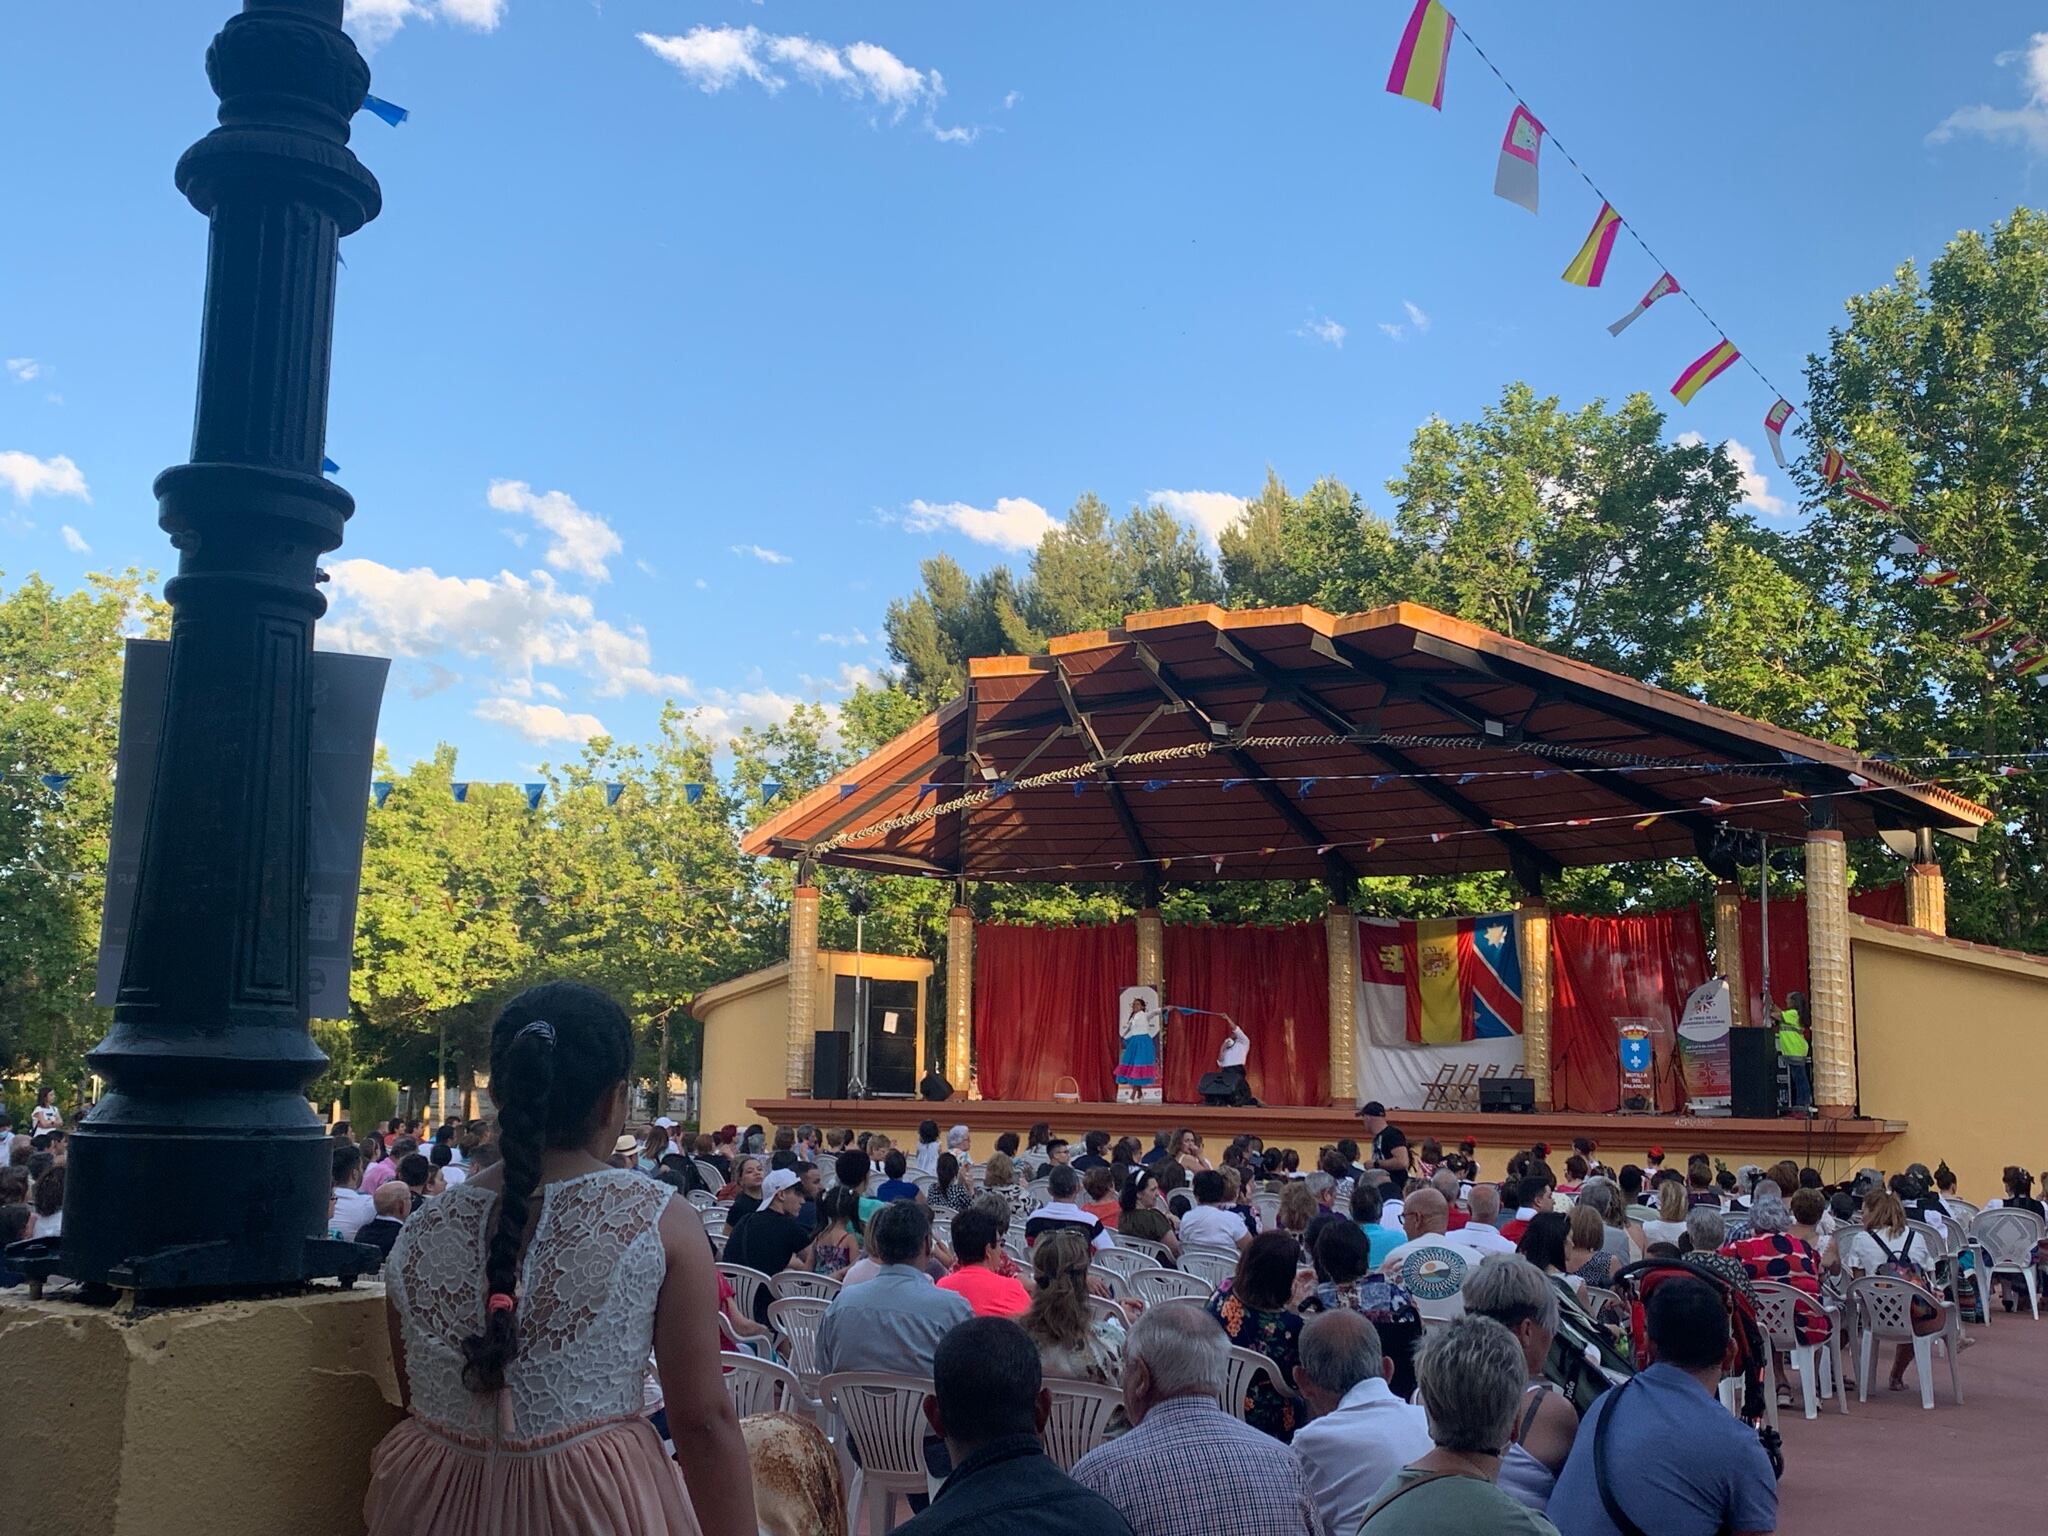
[1073,1303,1325,1536]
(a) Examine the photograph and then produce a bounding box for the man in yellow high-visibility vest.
[1776,990,1812,1113]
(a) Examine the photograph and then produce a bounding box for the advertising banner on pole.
[1676,976,1734,1115]
[1617,1019,1656,1109]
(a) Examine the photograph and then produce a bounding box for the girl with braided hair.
[366,982,754,1536]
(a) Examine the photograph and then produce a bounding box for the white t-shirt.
[1381,1227,1507,1274]
[1218,1028,1250,1069]
[1639,1219,1688,1249]
[1179,1204,1250,1249]
[1450,1222,1518,1256]
[1839,1225,1930,1278]
[1380,1199,1406,1231]
[438,1163,467,1188]
[330,1185,376,1242]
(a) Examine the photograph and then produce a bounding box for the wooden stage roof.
[745,603,1989,886]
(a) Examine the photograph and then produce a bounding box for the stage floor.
[749,1098,1906,1175]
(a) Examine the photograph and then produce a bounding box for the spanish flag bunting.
[1494,104,1544,213]
[1915,570,1960,587]
[1671,340,1740,405]
[1386,0,1455,110]
[1565,817,1590,826]
[1963,616,2014,643]
[1368,837,1387,852]
[1158,857,1173,871]
[1633,814,1661,830]
[1781,788,1808,800]
[1763,399,1794,468]
[1212,855,1226,874]
[1821,447,1855,485]
[1491,818,1519,830]
[1429,832,1444,843]
[2016,653,2048,678]
[2013,634,2044,655]
[1608,271,1680,336]
[1700,796,1727,811]
[1562,202,1622,287]
[1888,534,1927,558]
[1845,484,1894,512]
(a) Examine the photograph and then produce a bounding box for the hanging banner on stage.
[1357,914,1526,1108]
[1617,1020,1656,1109]
[1675,976,1734,1115]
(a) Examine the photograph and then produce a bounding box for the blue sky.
[5,2,2046,779]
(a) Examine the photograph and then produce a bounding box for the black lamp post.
[45,0,382,1295]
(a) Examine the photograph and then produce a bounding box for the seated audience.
[1079,1165,1122,1228]
[1833,1188,1952,1392]
[817,1201,972,1378]
[1360,1315,1559,1533]
[930,1152,975,1213]
[1206,1233,1309,1440]
[1461,1185,1518,1252]
[359,1181,411,1260]
[1721,1181,1829,1348]
[721,1170,815,1316]
[937,1207,1032,1319]
[1116,1166,1181,1257]
[1572,1177,1633,1265]
[1290,1310,1432,1536]
[808,1186,862,1279]
[1026,1165,1115,1250]
[1020,1230,1128,1402]
[1305,1220,1422,1399]
[875,1148,920,1204]
[982,1152,1035,1224]
[1633,1178,1690,1252]
[1071,1302,1323,1536]
[1460,1255,1577,1517]
[1550,1275,1778,1536]
[1350,1181,1405,1267]
[330,1143,375,1242]
[898,1316,1136,1536]
[1180,1169,1252,1251]
[1564,1204,1618,1289]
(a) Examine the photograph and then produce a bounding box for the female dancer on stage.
[1116,995,1161,1102]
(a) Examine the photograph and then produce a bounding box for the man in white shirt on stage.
[1217,1022,1250,1073]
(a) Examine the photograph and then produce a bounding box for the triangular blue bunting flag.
[1298,776,1320,798]
[605,781,625,805]
[1221,777,1246,792]
[762,780,782,800]
[522,783,544,810]
[360,93,409,127]
[1071,781,1087,796]
[1372,774,1394,789]
[917,782,941,801]
[1458,772,1479,785]
[990,779,1014,799]
[1531,769,1555,780]
[1142,779,1167,792]
[371,781,393,809]
[39,773,72,794]
[683,783,704,806]
[321,456,340,474]
[452,782,470,803]
[838,782,859,799]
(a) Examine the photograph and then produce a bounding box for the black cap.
[1361,1101,1387,1117]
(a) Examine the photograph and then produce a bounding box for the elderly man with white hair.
[1072,1303,1323,1536]
[1290,1310,1431,1535]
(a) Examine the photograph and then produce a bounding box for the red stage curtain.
[1549,908,1712,1114]
[1738,883,1905,1024]
[972,923,1136,1101]
[1161,923,1330,1106]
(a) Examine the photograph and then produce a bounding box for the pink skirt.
[364,1413,702,1536]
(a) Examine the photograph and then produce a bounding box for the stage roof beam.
[1052,661,1158,872]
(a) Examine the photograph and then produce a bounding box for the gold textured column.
[1136,907,1163,990]
[946,904,974,1091]
[1714,882,1751,1026]
[1905,863,1947,936]
[786,884,821,1096]
[1517,902,1554,1109]
[1804,831,1856,1113]
[1325,906,1358,1105]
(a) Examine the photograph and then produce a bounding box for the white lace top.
[386,1167,673,1444]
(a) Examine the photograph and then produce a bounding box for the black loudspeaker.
[1728,1029,1779,1119]
[1479,1077,1536,1113]
[812,1033,851,1101]
[1198,1067,1257,1107]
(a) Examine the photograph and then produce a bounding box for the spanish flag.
[1386,0,1455,110]
[1671,340,1740,405]
[1562,202,1622,287]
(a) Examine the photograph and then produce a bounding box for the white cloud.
[1148,489,1248,545]
[694,577,710,590]
[343,0,504,52]
[638,25,973,141]
[635,557,659,578]
[486,479,622,582]
[818,628,871,647]
[0,451,90,504]
[901,496,1060,552]
[1929,33,2048,153]
[1297,313,1346,348]
[800,661,879,695]
[60,524,89,553]
[1403,300,1432,333]
[691,686,815,745]
[732,543,793,565]
[474,696,608,745]
[321,560,691,699]
[1677,432,1789,519]
[1377,323,1405,341]
[1003,90,1021,110]
[1379,300,1431,342]
[5,358,40,383]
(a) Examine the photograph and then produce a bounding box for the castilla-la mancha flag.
[1359,913,1525,1045]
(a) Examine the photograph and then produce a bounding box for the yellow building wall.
[1852,918,2048,1201]
[696,950,931,1134]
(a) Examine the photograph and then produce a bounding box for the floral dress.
[1724,1233,1830,1343]
[1204,1284,1306,1441]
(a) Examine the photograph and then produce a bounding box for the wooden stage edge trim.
[748,1099,1907,1164]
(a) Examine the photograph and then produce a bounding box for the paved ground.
[1775,1300,2041,1529]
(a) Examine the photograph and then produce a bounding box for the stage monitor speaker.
[812,1032,851,1101]
[1728,1028,1779,1119]
[1198,1067,1257,1108]
[1479,1078,1536,1113]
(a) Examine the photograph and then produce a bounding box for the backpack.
[1869,1229,1932,1289]
[1542,1276,1633,1415]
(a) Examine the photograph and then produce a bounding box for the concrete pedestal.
[0,1286,402,1535]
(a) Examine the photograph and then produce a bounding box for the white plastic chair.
[1088,1263,1132,1300]
[820,1371,934,1535]
[722,1351,800,1416]
[1041,1379,1125,1472]
[1223,1345,1286,1425]
[766,1296,828,1388]
[1971,1208,2044,1320]
[769,1269,842,1302]
[693,1159,725,1191]
[716,1262,774,1324]
[1848,1276,1964,1410]
[1086,1293,1129,1328]
[1110,1231,1170,1264]
[1251,1192,1282,1229]
[1131,1266,1212,1305]
[1090,1246,1152,1285]
[1752,1280,1846,1418]
[1178,1245,1240,1290]
[685,1189,715,1209]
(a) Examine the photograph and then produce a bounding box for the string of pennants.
[1383,2,2039,682]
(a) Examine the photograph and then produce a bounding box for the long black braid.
[459,981,634,1394]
